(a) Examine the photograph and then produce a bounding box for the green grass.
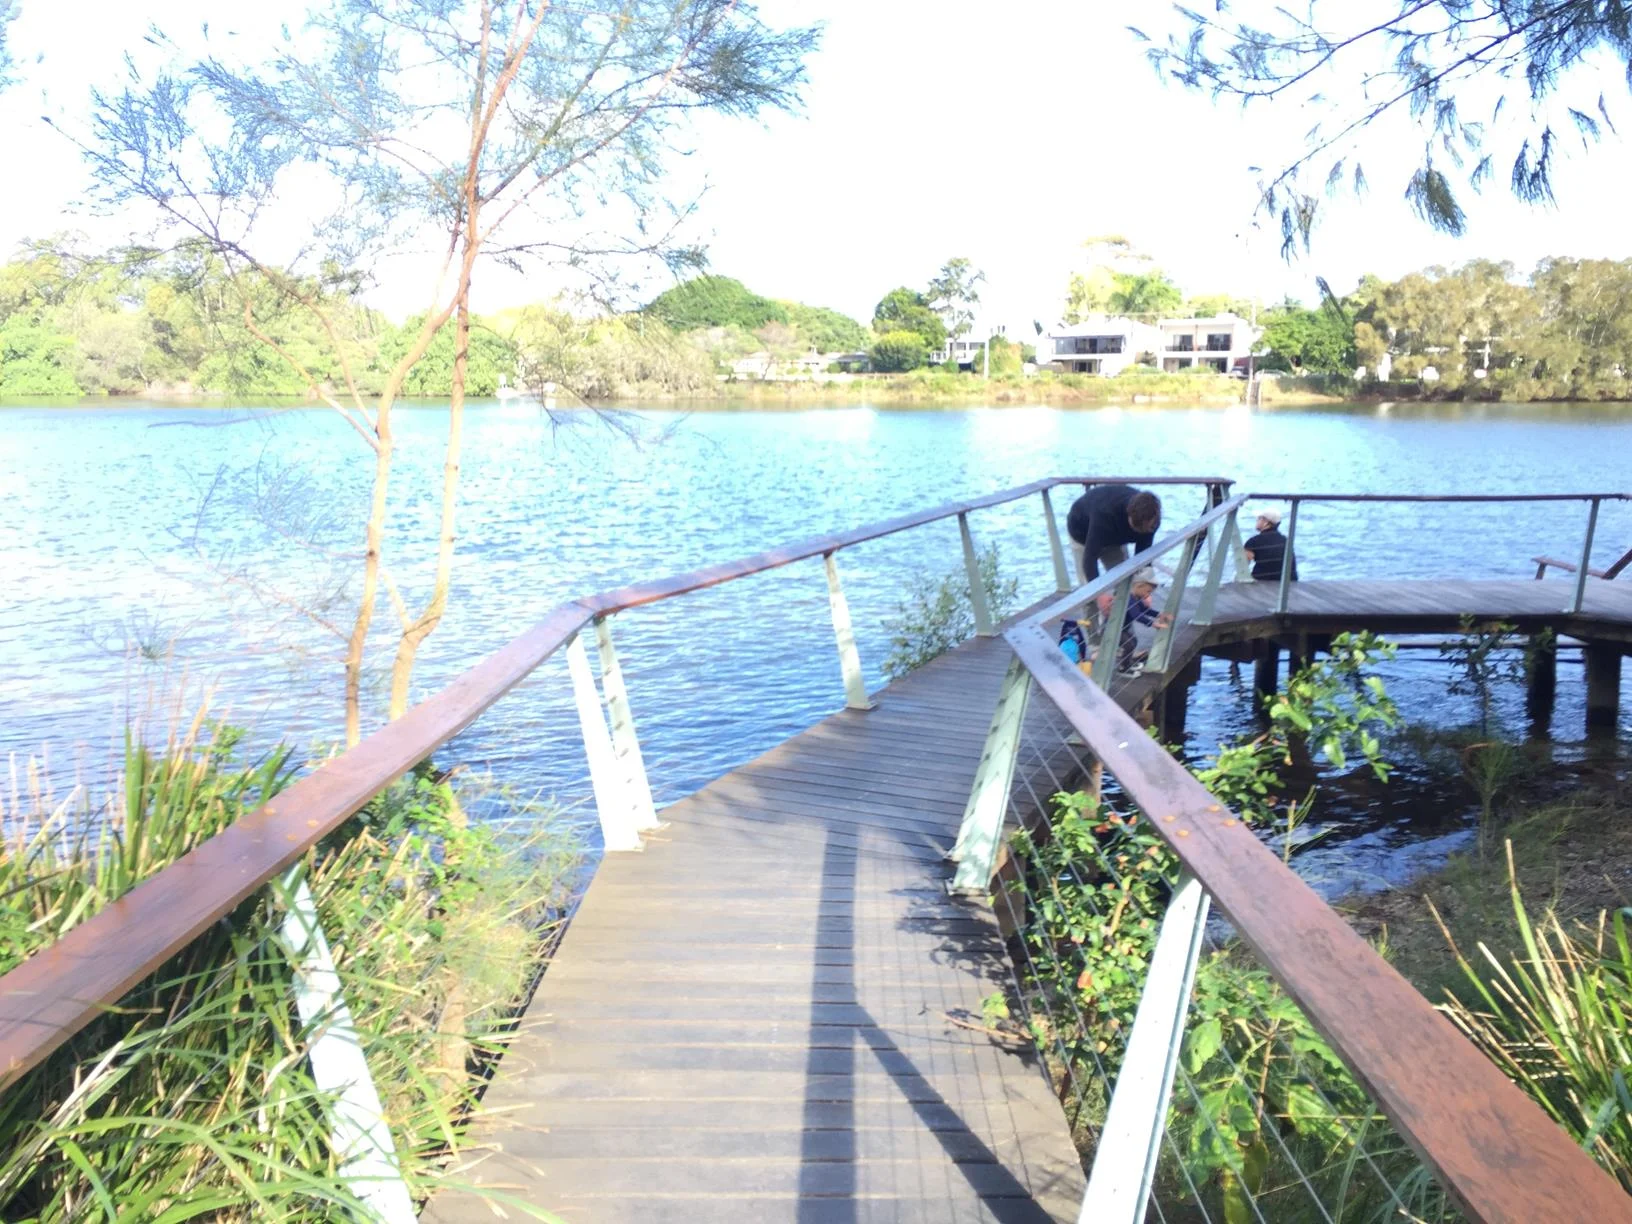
[0,720,581,1221]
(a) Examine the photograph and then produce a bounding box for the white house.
[1036,316,1164,375]
[1155,314,1261,374]
[930,325,1007,370]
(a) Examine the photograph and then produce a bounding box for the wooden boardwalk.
[423,574,1632,1224]
[425,633,1092,1224]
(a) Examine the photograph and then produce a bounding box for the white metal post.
[1232,508,1253,583]
[824,551,877,711]
[1569,498,1601,614]
[949,654,1031,892]
[959,511,996,637]
[278,870,417,1224]
[566,631,644,852]
[1274,499,1301,615]
[1145,534,1199,674]
[1078,873,1211,1223]
[1041,488,1072,592]
[1192,512,1236,627]
[594,616,660,832]
[1091,575,1134,689]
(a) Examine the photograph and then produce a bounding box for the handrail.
[581,475,1233,616]
[1004,620,1631,1222]
[0,473,1228,1089]
[1247,491,1631,502]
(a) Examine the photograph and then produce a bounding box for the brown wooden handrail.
[1249,491,1632,502]
[0,473,1228,1089]
[1535,545,1632,581]
[1005,620,1631,1221]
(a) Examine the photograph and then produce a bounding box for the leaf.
[1188,1017,1223,1073]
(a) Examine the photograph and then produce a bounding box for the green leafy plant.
[1440,616,1524,737]
[0,721,580,1221]
[1437,845,1632,1193]
[882,544,1019,678]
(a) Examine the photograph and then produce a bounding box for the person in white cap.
[1245,507,1297,582]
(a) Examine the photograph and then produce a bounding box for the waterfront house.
[1036,316,1164,375]
[1156,313,1260,373]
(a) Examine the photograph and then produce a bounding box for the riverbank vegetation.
[0,717,581,1220]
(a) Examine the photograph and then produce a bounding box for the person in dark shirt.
[1066,484,1163,581]
[1244,507,1298,582]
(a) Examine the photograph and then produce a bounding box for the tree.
[644,275,788,332]
[0,315,79,394]
[781,302,869,352]
[872,287,946,350]
[1257,304,1355,374]
[926,257,984,339]
[1141,3,1632,247]
[1063,235,1153,323]
[869,330,929,372]
[80,1,817,744]
[1107,271,1182,318]
[969,335,1022,378]
[0,0,14,90]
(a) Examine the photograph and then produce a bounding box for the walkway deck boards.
[424,632,1091,1224]
[423,575,1632,1224]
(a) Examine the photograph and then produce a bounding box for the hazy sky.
[4,0,1631,335]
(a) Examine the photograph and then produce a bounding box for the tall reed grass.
[0,716,580,1221]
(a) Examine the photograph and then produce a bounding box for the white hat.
[1131,567,1158,587]
[1257,507,1283,526]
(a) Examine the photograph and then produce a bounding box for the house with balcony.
[1036,316,1163,375]
[1156,314,1260,373]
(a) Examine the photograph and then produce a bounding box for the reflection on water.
[1,399,1628,874]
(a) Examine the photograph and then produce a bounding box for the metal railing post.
[1568,497,1601,614]
[949,654,1031,893]
[1145,534,1199,674]
[824,551,877,711]
[566,631,644,852]
[1275,499,1300,615]
[1191,511,1236,627]
[959,511,996,636]
[594,615,660,832]
[1078,873,1211,1223]
[1041,488,1072,592]
[1232,511,1253,583]
[1091,575,1134,689]
[277,869,417,1224]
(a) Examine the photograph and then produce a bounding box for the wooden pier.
[6,478,1631,1224]
[424,630,1091,1223]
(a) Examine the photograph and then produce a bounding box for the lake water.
[3,399,1629,895]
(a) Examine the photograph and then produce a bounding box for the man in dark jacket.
[1066,484,1163,581]
[1244,507,1298,582]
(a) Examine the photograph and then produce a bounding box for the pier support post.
[1286,633,1310,683]
[1158,656,1202,745]
[1526,633,1557,730]
[1585,642,1622,732]
[1253,641,1280,708]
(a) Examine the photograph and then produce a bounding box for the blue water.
[2,399,1628,894]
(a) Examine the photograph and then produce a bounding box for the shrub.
[882,544,1018,677]
[0,722,579,1220]
[869,329,929,373]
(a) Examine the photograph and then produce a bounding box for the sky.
[4,0,1632,337]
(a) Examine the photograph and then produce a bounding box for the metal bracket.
[1078,873,1211,1223]
[566,631,645,852]
[824,552,877,711]
[948,654,1031,892]
[277,869,417,1224]
[959,511,996,637]
[595,616,661,832]
[1041,487,1072,592]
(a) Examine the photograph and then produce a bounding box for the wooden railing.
[1244,491,1632,614]
[954,510,1632,1221]
[0,474,1226,1089]
[9,477,1630,1221]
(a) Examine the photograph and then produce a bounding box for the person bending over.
[1066,484,1163,581]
